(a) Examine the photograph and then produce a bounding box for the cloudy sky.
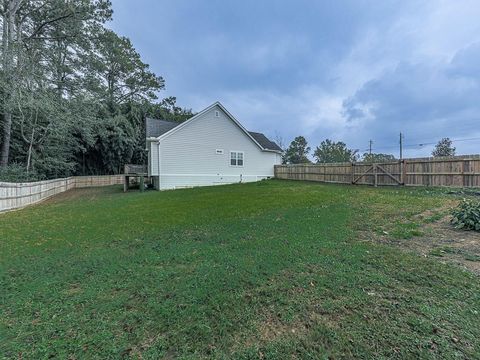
[110,0,480,157]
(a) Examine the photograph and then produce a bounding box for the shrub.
[0,163,44,182]
[451,199,480,231]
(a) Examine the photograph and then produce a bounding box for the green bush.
[451,199,480,231]
[0,163,44,182]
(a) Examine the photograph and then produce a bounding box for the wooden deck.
[124,164,148,192]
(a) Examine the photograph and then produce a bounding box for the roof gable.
[146,102,282,153]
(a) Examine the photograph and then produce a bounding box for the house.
[146,102,283,190]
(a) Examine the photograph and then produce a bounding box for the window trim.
[230,151,244,167]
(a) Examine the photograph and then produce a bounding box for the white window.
[216,149,224,155]
[230,151,244,166]
[215,110,220,117]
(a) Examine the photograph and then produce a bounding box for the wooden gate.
[275,156,480,187]
[352,162,403,187]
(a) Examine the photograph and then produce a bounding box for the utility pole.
[369,140,373,155]
[399,132,403,160]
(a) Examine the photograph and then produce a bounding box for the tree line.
[281,136,457,164]
[0,0,192,181]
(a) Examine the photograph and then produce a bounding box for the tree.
[273,131,286,152]
[0,0,24,167]
[74,27,167,174]
[283,136,310,164]
[89,115,136,174]
[432,138,456,157]
[362,153,396,163]
[88,28,165,115]
[0,0,113,169]
[313,139,358,163]
[0,0,190,180]
[146,96,193,123]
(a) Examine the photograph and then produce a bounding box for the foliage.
[0,0,114,167]
[432,138,456,157]
[89,28,165,114]
[313,139,358,163]
[148,96,194,123]
[0,0,186,178]
[1,182,478,358]
[283,136,311,164]
[90,115,136,174]
[0,162,44,182]
[451,199,480,231]
[362,152,396,163]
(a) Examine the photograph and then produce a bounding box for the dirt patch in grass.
[375,203,480,275]
[419,216,479,274]
[232,309,330,355]
[257,314,309,342]
[125,333,164,359]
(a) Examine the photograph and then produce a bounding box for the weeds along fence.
[275,155,480,188]
[0,175,124,212]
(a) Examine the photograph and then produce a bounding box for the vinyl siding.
[150,141,159,176]
[156,105,280,190]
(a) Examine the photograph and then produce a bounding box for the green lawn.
[1,180,479,359]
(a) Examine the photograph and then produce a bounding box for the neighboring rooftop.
[145,117,282,152]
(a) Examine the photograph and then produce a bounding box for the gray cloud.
[343,42,480,155]
[111,0,480,157]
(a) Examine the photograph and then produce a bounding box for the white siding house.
[146,102,283,190]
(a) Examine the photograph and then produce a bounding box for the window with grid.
[230,151,244,166]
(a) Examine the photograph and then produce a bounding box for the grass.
[1,180,479,359]
[390,222,424,239]
[430,247,480,262]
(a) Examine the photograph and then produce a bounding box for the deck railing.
[124,164,147,175]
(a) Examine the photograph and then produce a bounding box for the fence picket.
[0,175,124,212]
[275,156,480,188]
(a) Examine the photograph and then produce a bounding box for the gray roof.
[146,117,282,152]
[146,117,181,138]
[248,131,283,152]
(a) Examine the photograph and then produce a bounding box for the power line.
[363,135,480,153]
[391,121,480,140]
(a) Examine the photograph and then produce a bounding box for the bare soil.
[378,204,480,274]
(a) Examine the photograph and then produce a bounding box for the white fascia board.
[262,149,283,154]
[155,101,272,153]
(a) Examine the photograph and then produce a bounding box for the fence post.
[374,164,378,187]
[402,160,407,186]
[351,162,355,184]
[15,183,19,209]
[399,160,403,185]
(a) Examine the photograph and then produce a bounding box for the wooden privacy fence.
[275,156,480,188]
[0,175,124,212]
